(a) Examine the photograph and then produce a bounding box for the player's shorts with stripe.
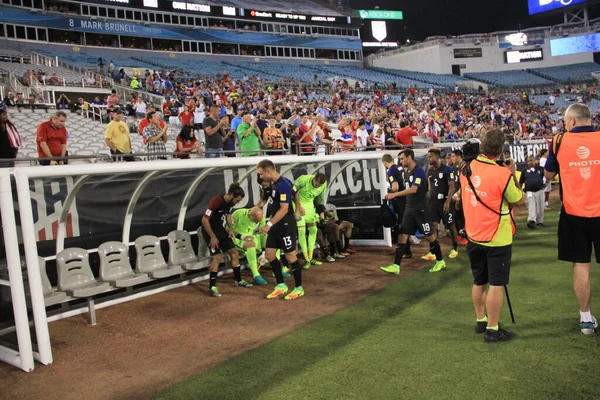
[429,199,455,226]
[266,214,298,253]
[400,207,434,236]
[201,227,234,255]
[558,209,600,264]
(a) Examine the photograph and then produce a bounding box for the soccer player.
[258,159,305,300]
[424,148,459,259]
[382,153,411,259]
[232,206,268,285]
[201,183,253,297]
[294,173,328,268]
[451,149,468,245]
[256,174,292,278]
[381,149,446,274]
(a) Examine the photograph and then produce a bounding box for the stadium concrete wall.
[371,42,593,74]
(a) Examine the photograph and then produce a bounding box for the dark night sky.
[350,0,600,43]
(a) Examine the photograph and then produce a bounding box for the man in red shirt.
[37,111,68,165]
[395,121,419,146]
[139,106,165,137]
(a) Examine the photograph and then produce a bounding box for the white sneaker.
[580,317,598,335]
[409,235,421,245]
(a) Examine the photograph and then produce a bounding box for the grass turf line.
[156,206,600,400]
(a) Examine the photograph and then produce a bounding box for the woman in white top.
[134,98,147,119]
[193,99,206,133]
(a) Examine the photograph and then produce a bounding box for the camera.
[462,141,480,162]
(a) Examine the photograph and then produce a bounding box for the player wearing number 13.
[257,159,305,300]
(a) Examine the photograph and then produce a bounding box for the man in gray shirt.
[202,105,229,158]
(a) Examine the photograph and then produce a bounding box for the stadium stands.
[464,70,554,88]
[9,109,179,161]
[529,62,600,84]
[373,67,472,89]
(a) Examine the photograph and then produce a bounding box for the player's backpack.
[380,201,397,228]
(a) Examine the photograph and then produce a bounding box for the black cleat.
[484,328,514,343]
[475,321,487,334]
[527,221,537,229]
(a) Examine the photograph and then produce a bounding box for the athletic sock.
[209,271,217,288]
[394,243,406,266]
[291,260,302,287]
[329,243,337,256]
[270,257,284,284]
[307,225,318,260]
[336,240,342,253]
[246,248,259,277]
[477,315,488,323]
[405,241,412,257]
[343,238,350,251]
[233,265,242,282]
[431,240,443,261]
[580,310,593,322]
[452,244,458,251]
[487,325,499,331]
[298,226,309,260]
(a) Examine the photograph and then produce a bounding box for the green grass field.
[157,207,600,400]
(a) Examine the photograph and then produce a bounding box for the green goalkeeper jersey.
[294,174,327,206]
[232,208,256,237]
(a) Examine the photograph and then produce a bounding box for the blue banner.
[528,0,587,15]
[0,6,362,50]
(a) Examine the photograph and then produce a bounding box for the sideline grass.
[157,206,600,400]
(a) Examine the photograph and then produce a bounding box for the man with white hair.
[545,103,600,335]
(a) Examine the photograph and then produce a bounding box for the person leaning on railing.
[36,111,68,166]
[104,107,133,162]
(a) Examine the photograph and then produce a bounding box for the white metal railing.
[113,84,165,109]
[0,170,34,373]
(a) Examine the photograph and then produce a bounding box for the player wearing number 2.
[424,148,459,260]
[381,149,446,275]
[257,159,305,300]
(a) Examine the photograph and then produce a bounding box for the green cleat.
[209,286,221,297]
[380,264,400,275]
[284,286,305,300]
[310,259,323,266]
[325,255,335,263]
[267,283,289,299]
[429,260,446,272]
[421,252,436,261]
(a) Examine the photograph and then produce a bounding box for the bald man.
[232,206,268,285]
[545,103,600,335]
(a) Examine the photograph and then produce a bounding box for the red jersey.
[179,111,193,126]
[36,119,67,158]
[176,136,198,159]
[395,128,418,146]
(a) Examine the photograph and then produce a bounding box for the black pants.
[111,149,135,162]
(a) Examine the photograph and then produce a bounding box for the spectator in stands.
[104,107,133,162]
[176,125,202,159]
[203,104,228,158]
[263,117,285,155]
[74,97,86,115]
[384,123,401,149]
[0,103,21,167]
[355,120,369,151]
[3,92,15,108]
[143,111,168,160]
[15,93,25,110]
[108,60,115,78]
[133,97,147,119]
[56,93,70,110]
[230,105,245,133]
[178,104,193,128]
[395,121,419,147]
[106,90,119,114]
[237,112,262,157]
[50,73,59,85]
[130,76,140,90]
[139,106,164,137]
[193,98,206,133]
[36,111,68,166]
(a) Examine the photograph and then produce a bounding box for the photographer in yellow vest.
[456,130,523,343]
